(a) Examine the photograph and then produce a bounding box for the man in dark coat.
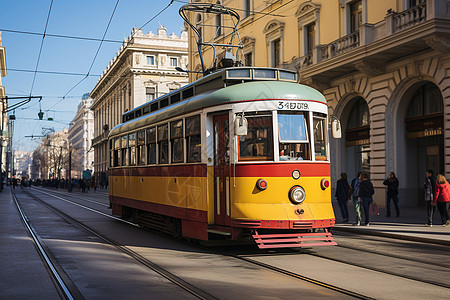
[335,172,350,223]
[358,172,374,226]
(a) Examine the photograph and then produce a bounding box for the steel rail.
[11,190,75,300]
[215,249,376,300]
[32,187,377,298]
[22,189,218,300]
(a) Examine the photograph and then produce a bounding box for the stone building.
[0,32,7,186]
[68,93,94,178]
[90,25,189,182]
[186,0,450,207]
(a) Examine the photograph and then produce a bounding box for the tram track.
[19,188,218,300]
[27,188,374,299]
[23,187,450,298]
[11,189,80,300]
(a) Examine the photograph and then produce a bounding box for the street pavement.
[1,186,449,299]
[332,199,450,246]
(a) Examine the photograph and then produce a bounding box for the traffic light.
[38,110,44,120]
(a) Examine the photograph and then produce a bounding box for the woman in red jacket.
[433,174,450,226]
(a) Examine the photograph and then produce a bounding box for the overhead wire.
[29,0,54,97]
[0,28,123,44]
[48,0,121,111]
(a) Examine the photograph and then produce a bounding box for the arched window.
[407,83,443,118]
[406,82,443,138]
[347,97,369,129]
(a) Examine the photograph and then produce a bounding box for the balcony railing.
[394,2,427,31]
[92,131,108,146]
[310,1,429,65]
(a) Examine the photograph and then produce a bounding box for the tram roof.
[109,79,326,137]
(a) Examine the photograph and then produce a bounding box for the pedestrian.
[383,172,400,217]
[433,174,450,227]
[350,172,362,226]
[424,170,436,227]
[358,172,374,226]
[335,172,350,223]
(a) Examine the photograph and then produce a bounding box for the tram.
[108,66,341,249]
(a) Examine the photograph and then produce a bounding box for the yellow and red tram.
[108,67,338,248]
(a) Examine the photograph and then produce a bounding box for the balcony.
[92,131,109,147]
[300,0,450,87]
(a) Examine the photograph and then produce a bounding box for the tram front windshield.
[237,111,327,162]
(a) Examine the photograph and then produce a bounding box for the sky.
[1,0,186,152]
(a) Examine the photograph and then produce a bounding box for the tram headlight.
[289,185,306,204]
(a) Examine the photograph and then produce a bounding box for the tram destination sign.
[277,100,327,113]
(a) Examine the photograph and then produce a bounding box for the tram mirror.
[331,118,342,139]
[235,115,248,136]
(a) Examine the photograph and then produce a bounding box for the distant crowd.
[11,177,108,193]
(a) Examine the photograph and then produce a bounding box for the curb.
[332,226,450,246]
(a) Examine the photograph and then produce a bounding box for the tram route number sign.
[278,101,309,110]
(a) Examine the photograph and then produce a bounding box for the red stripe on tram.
[235,163,330,177]
[110,164,208,177]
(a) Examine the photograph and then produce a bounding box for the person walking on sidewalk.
[358,172,374,226]
[350,172,362,226]
[433,174,450,227]
[335,172,350,223]
[424,170,436,227]
[383,172,400,217]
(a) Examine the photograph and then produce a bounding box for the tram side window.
[110,140,114,168]
[146,127,157,164]
[158,124,169,164]
[278,112,311,161]
[121,135,128,166]
[313,113,327,161]
[128,132,136,166]
[186,115,201,162]
[114,137,121,167]
[238,114,273,161]
[137,130,146,165]
[171,120,184,163]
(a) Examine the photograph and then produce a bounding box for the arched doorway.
[403,82,444,204]
[344,97,370,180]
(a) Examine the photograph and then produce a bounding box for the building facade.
[187,0,450,207]
[0,32,7,186]
[68,93,94,178]
[90,26,189,182]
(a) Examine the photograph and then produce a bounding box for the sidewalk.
[332,201,450,246]
[0,187,61,298]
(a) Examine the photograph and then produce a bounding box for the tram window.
[182,88,194,99]
[143,105,150,115]
[278,112,310,161]
[121,135,128,166]
[158,124,169,164]
[313,115,327,161]
[151,102,159,112]
[160,98,169,108]
[238,114,273,161]
[113,138,120,167]
[171,93,180,104]
[128,133,136,166]
[146,127,156,164]
[137,130,146,165]
[186,115,201,162]
[171,120,184,163]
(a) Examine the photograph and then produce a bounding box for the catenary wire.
[29,0,54,97]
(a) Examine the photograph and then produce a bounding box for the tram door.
[213,113,231,226]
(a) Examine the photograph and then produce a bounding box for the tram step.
[252,231,337,249]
